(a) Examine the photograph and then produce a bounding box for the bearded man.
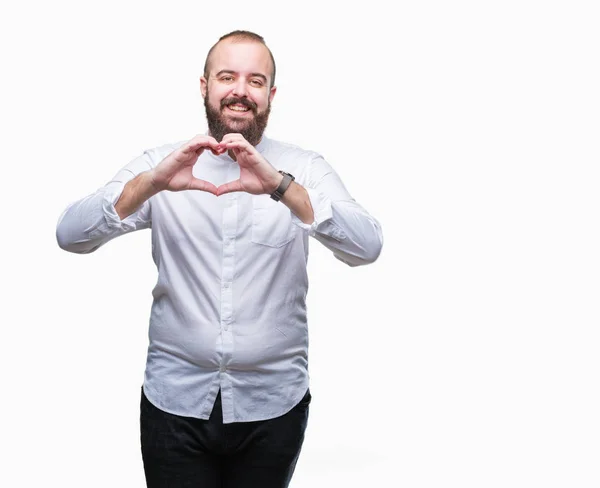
[57,30,383,488]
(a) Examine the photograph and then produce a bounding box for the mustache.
[220,97,257,112]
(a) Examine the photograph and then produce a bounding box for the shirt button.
[223,282,230,288]
[219,366,226,373]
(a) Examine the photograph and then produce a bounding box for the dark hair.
[203,30,276,88]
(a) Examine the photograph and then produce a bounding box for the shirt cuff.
[101,181,127,230]
[290,187,346,241]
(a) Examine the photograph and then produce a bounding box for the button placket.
[219,180,238,387]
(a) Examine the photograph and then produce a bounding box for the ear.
[268,85,277,104]
[200,76,208,99]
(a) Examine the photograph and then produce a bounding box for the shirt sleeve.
[56,151,155,254]
[291,153,383,267]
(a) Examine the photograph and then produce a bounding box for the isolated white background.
[2,0,599,487]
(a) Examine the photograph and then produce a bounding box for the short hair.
[203,30,276,89]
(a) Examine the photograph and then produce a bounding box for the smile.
[226,104,251,113]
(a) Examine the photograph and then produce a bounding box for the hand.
[215,134,283,196]
[149,135,226,194]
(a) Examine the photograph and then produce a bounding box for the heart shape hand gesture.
[150,133,282,197]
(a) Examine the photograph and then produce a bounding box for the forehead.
[209,40,273,81]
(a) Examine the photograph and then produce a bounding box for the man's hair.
[203,30,276,89]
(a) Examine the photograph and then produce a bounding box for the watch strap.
[270,171,295,201]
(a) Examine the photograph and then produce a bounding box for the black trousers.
[140,388,311,488]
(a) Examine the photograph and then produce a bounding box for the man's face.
[201,40,276,146]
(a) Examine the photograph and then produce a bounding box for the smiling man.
[56,30,383,488]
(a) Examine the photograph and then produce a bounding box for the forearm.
[115,171,160,220]
[280,181,314,225]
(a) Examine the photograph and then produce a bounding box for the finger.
[188,178,218,195]
[210,146,227,156]
[182,136,220,154]
[193,146,221,158]
[185,141,219,154]
[190,134,220,146]
[216,180,244,196]
[193,143,227,157]
[218,133,247,147]
[219,141,250,152]
[220,133,243,141]
[198,146,225,157]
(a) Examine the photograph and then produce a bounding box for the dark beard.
[204,96,271,146]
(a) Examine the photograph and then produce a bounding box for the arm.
[56,135,223,254]
[291,154,383,267]
[114,171,160,220]
[280,181,314,225]
[215,135,382,266]
[56,153,155,254]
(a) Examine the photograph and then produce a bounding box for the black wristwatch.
[270,171,295,202]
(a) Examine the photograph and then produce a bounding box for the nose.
[231,78,248,98]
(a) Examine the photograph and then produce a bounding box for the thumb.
[216,180,244,196]
[188,178,218,195]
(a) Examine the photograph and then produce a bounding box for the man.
[57,30,383,488]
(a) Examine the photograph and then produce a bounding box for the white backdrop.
[2,1,599,487]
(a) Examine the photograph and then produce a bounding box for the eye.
[221,76,234,82]
[250,79,264,87]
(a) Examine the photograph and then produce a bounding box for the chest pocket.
[251,195,297,248]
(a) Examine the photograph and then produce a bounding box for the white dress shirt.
[56,135,383,423]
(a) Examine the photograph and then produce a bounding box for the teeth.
[228,105,249,112]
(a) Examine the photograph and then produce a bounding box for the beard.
[204,95,271,146]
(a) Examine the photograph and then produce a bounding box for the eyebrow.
[215,70,268,83]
